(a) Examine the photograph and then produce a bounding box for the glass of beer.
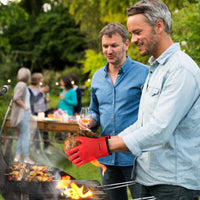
[80,107,91,125]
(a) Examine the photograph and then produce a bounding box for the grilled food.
[63,129,99,153]
[6,163,54,182]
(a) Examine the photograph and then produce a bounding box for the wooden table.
[1,118,80,157]
[3,118,80,136]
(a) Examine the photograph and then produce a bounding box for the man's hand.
[66,136,111,167]
[78,118,97,130]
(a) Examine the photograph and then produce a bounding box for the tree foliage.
[1,0,86,75]
[30,4,86,71]
[0,2,28,83]
[81,49,106,83]
[171,0,200,65]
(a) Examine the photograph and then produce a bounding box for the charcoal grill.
[3,178,109,200]
[1,160,109,200]
[0,146,156,200]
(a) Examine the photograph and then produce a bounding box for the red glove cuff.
[105,136,111,155]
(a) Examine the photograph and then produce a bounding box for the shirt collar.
[149,43,181,66]
[103,56,130,76]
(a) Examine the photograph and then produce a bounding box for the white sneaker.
[44,148,52,155]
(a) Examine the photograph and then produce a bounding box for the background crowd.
[10,71,82,163]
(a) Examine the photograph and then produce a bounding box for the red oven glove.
[66,136,111,167]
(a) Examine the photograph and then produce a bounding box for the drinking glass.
[80,107,91,125]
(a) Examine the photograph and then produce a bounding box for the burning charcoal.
[56,179,110,200]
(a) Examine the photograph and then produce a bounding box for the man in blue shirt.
[67,1,200,199]
[78,22,148,200]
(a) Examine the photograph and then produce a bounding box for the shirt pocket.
[148,87,160,97]
[143,87,160,115]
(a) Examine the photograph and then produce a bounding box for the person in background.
[58,76,77,116]
[67,0,200,199]
[69,74,82,115]
[10,67,35,164]
[78,22,149,200]
[28,73,52,155]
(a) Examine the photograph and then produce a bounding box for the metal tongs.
[131,197,156,200]
[95,180,136,190]
[95,180,156,199]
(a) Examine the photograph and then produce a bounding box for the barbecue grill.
[0,148,157,200]
[3,179,109,200]
[1,161,110,200]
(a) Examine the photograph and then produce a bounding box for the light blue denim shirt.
[90,56,149,166]
[119,43,200,190]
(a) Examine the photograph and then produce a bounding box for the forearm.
[15,100,28,110]
[108,136,130,153]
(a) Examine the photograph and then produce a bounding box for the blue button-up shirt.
[90,56,149,166]
[119,43,200,189]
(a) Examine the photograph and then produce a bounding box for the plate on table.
[44,118,58,122]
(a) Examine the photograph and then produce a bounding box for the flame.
[90,159,107,176]
[56,175,93,199]
[56,175,71,189]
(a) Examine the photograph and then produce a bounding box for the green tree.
[171,0,200,66]
[19,0,45,16]
[31,4,86,71]
[0,2,28,84]
[3,2,86,72]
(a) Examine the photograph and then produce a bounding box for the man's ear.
[125,39,129,51]
[155,19,165,34]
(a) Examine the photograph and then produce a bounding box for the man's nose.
[107,46,113,53]
[131,35,138,44]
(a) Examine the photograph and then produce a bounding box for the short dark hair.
[62,76,73,89]
[100,22,129,43]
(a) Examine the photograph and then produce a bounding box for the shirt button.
[113,131,115,133]
[111,116,114,118]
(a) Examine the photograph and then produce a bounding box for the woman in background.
[69,74,82,115]
[58,76,77,116]
[28,73,51,155]
[10,67,35,164]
